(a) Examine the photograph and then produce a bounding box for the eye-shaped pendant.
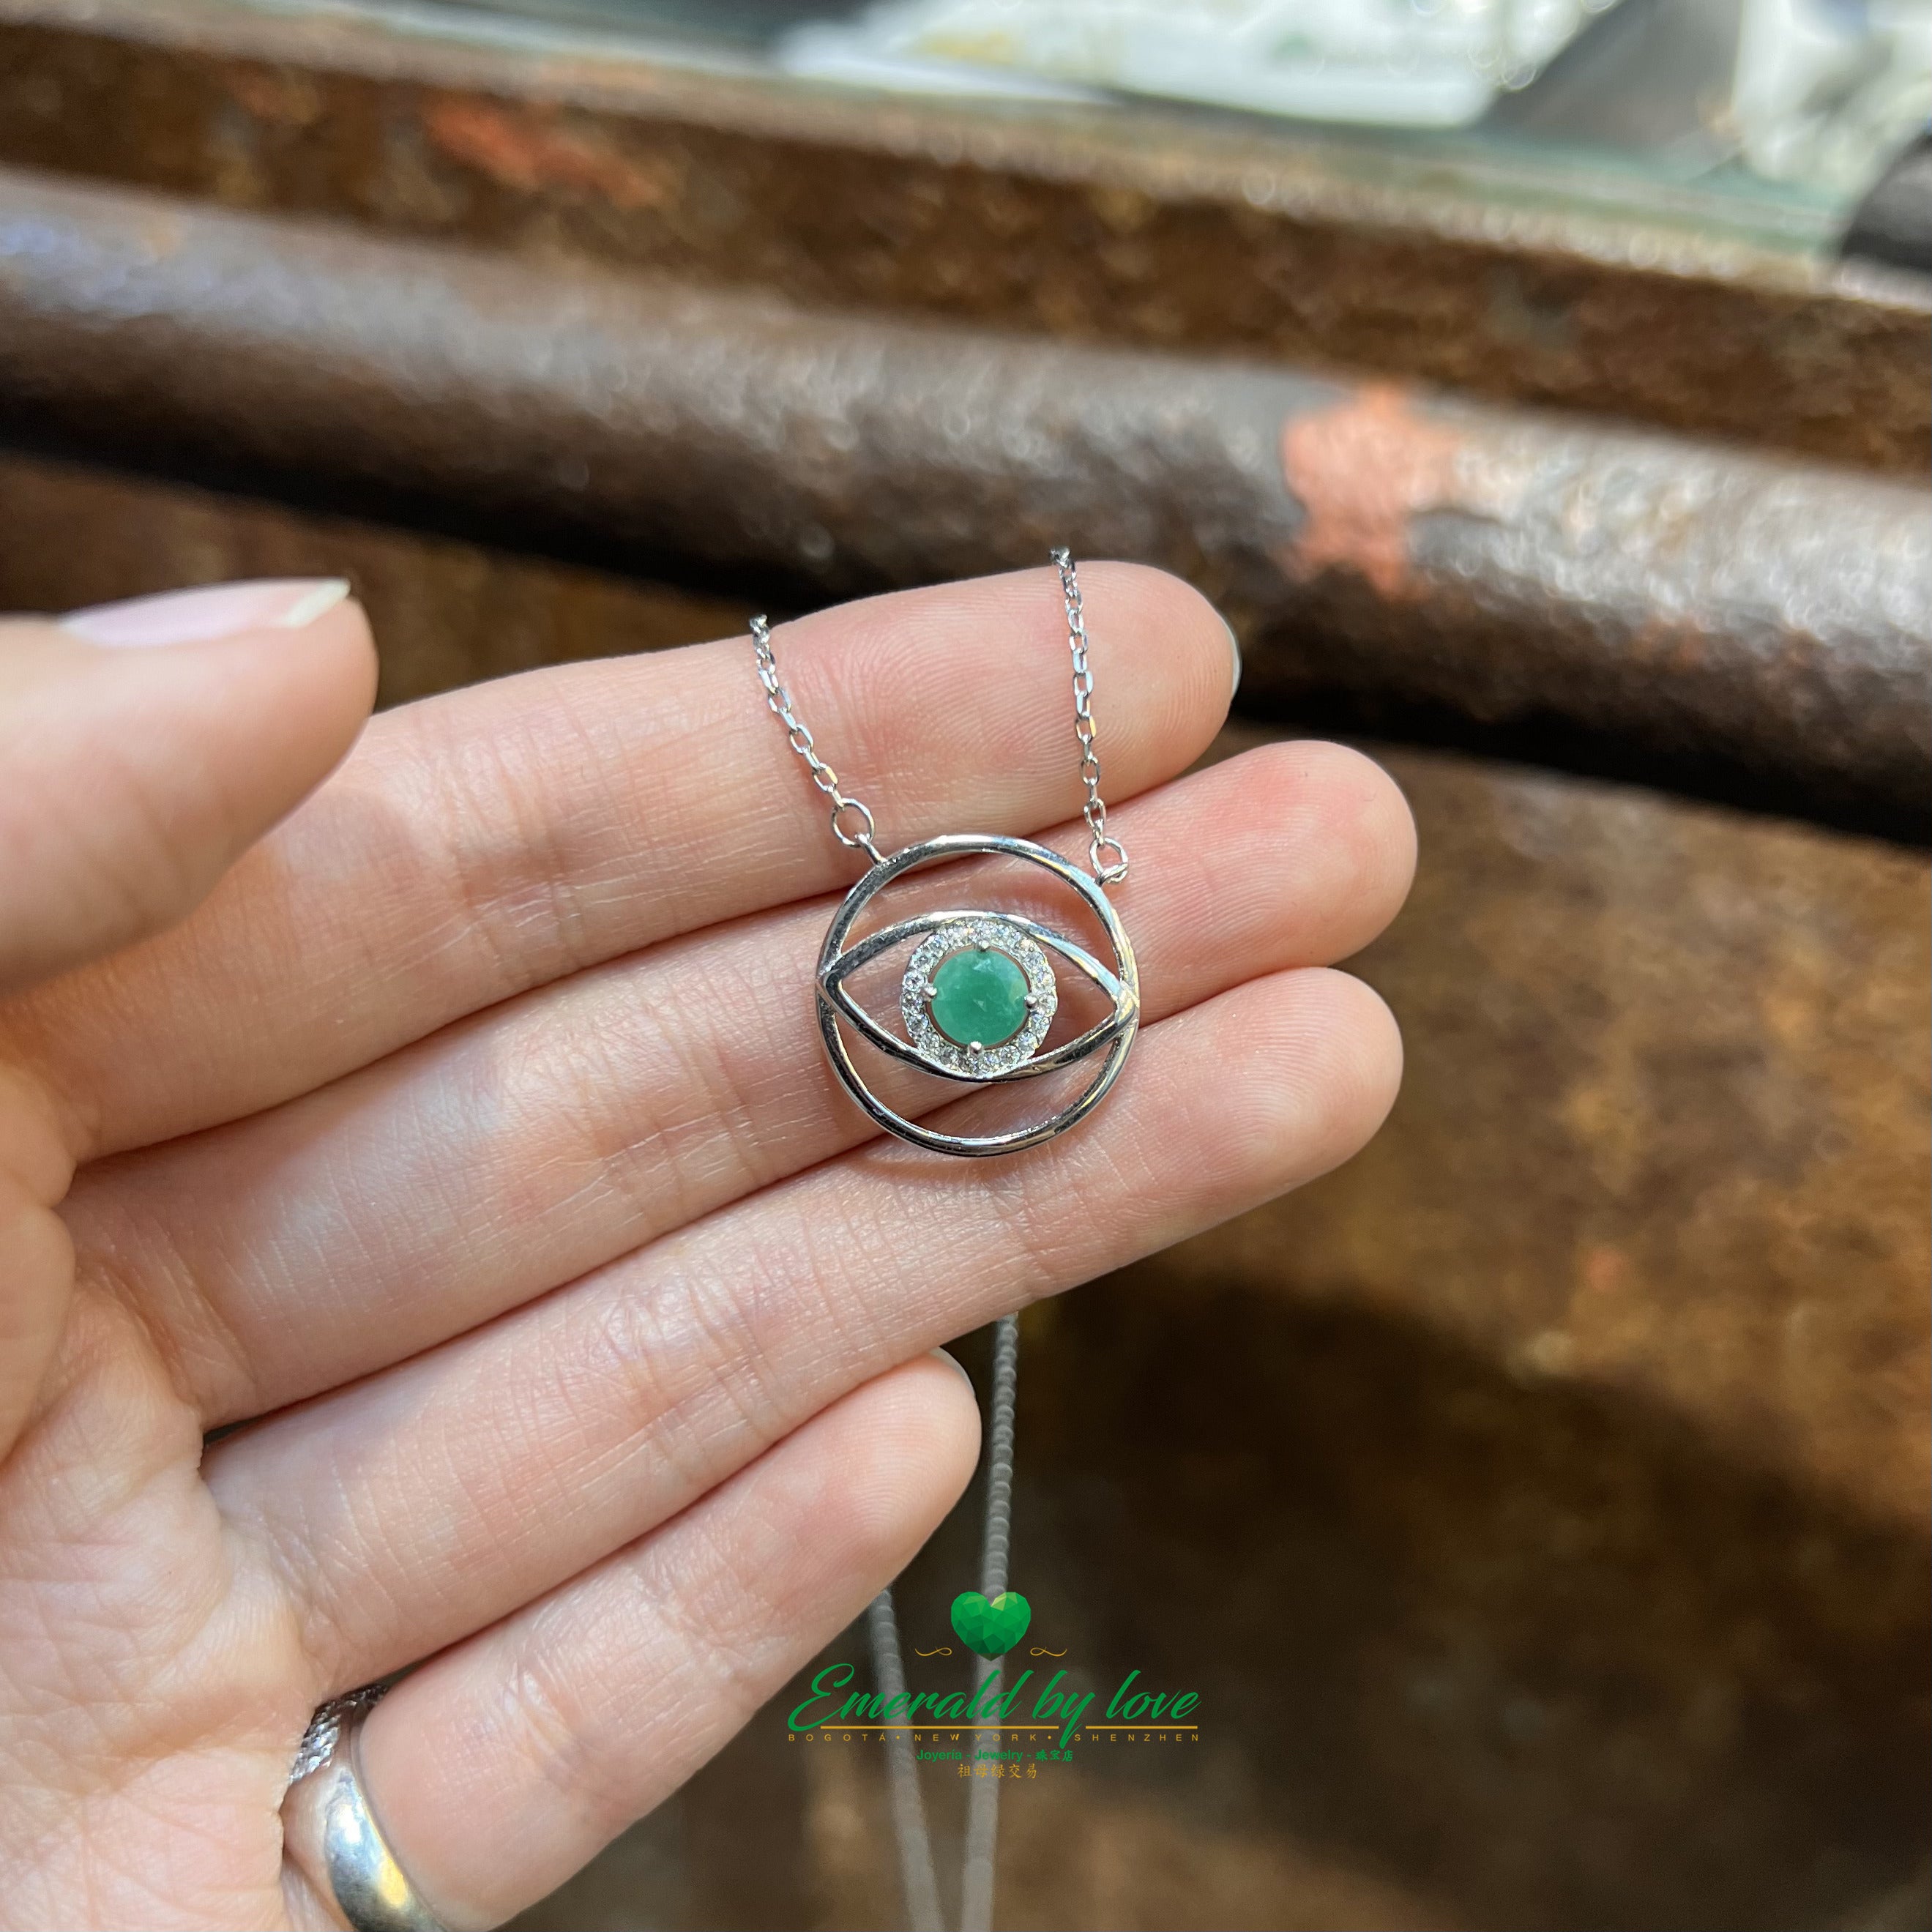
[816,832,1139,1157]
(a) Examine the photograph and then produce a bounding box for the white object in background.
[783,0,1620,127]
[1731,0,1932,193]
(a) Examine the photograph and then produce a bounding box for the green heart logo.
[950,1590,1032,1659]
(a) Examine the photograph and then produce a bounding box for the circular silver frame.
[816,833,1140,1157]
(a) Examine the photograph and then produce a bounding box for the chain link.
[750,613,885,865]
[1051,547,1130,886]
[750,551,1128,889]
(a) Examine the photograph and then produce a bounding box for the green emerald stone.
[930,946,1030,1050]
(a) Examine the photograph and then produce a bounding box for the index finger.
[1,564,1235,1160]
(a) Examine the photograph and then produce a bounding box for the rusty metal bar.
[1,165,1926,836]
[0,0,1926,480]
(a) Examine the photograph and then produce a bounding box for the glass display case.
[371,0,1931,253]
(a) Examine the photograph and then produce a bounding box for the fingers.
[75,741,1416,1423]
[0,582,375,999]
[209,962,1401,1693]
[328,1354,980,1931]
[4,565,1235,1163]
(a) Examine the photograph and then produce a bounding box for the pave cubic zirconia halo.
[901,919,1056,1078]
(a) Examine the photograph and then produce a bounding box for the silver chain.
[1051,548,1130,886]
[750,613,884,866]
[868,1314,1021,1932]
[958,1311,1020,1932]
[750,552,1129,889]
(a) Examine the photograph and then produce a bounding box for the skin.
[0,564,1414,1930]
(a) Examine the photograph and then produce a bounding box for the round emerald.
[929,946,1030,1050]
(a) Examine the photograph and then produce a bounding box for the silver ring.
[283,1687,452,1932]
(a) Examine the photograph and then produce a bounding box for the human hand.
[0,565,1412,1929]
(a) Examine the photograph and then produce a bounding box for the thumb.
[0,578,377,998]
[0,577,374,1459]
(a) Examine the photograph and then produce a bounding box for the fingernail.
[929,1346,975,1390]
[61,578,352,648]
[1223,616,1243,701]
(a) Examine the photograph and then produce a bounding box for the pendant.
[816,833,1140,1157]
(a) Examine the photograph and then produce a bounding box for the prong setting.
[900,917,1056,1078]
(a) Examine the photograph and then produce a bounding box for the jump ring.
[1092,834,1130,886]
[830,797,879,852]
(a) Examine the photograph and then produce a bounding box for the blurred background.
[0,1,1927,1926]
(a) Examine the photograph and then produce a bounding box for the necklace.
[751,551,1125,1928]
[751,550,1139,1158]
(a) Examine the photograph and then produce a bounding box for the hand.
[0,565,1412,1929]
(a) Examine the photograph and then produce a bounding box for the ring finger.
[284,1351,983,1931]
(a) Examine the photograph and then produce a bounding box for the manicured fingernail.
[61,578,352,647]
[1223,616,1242,700]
